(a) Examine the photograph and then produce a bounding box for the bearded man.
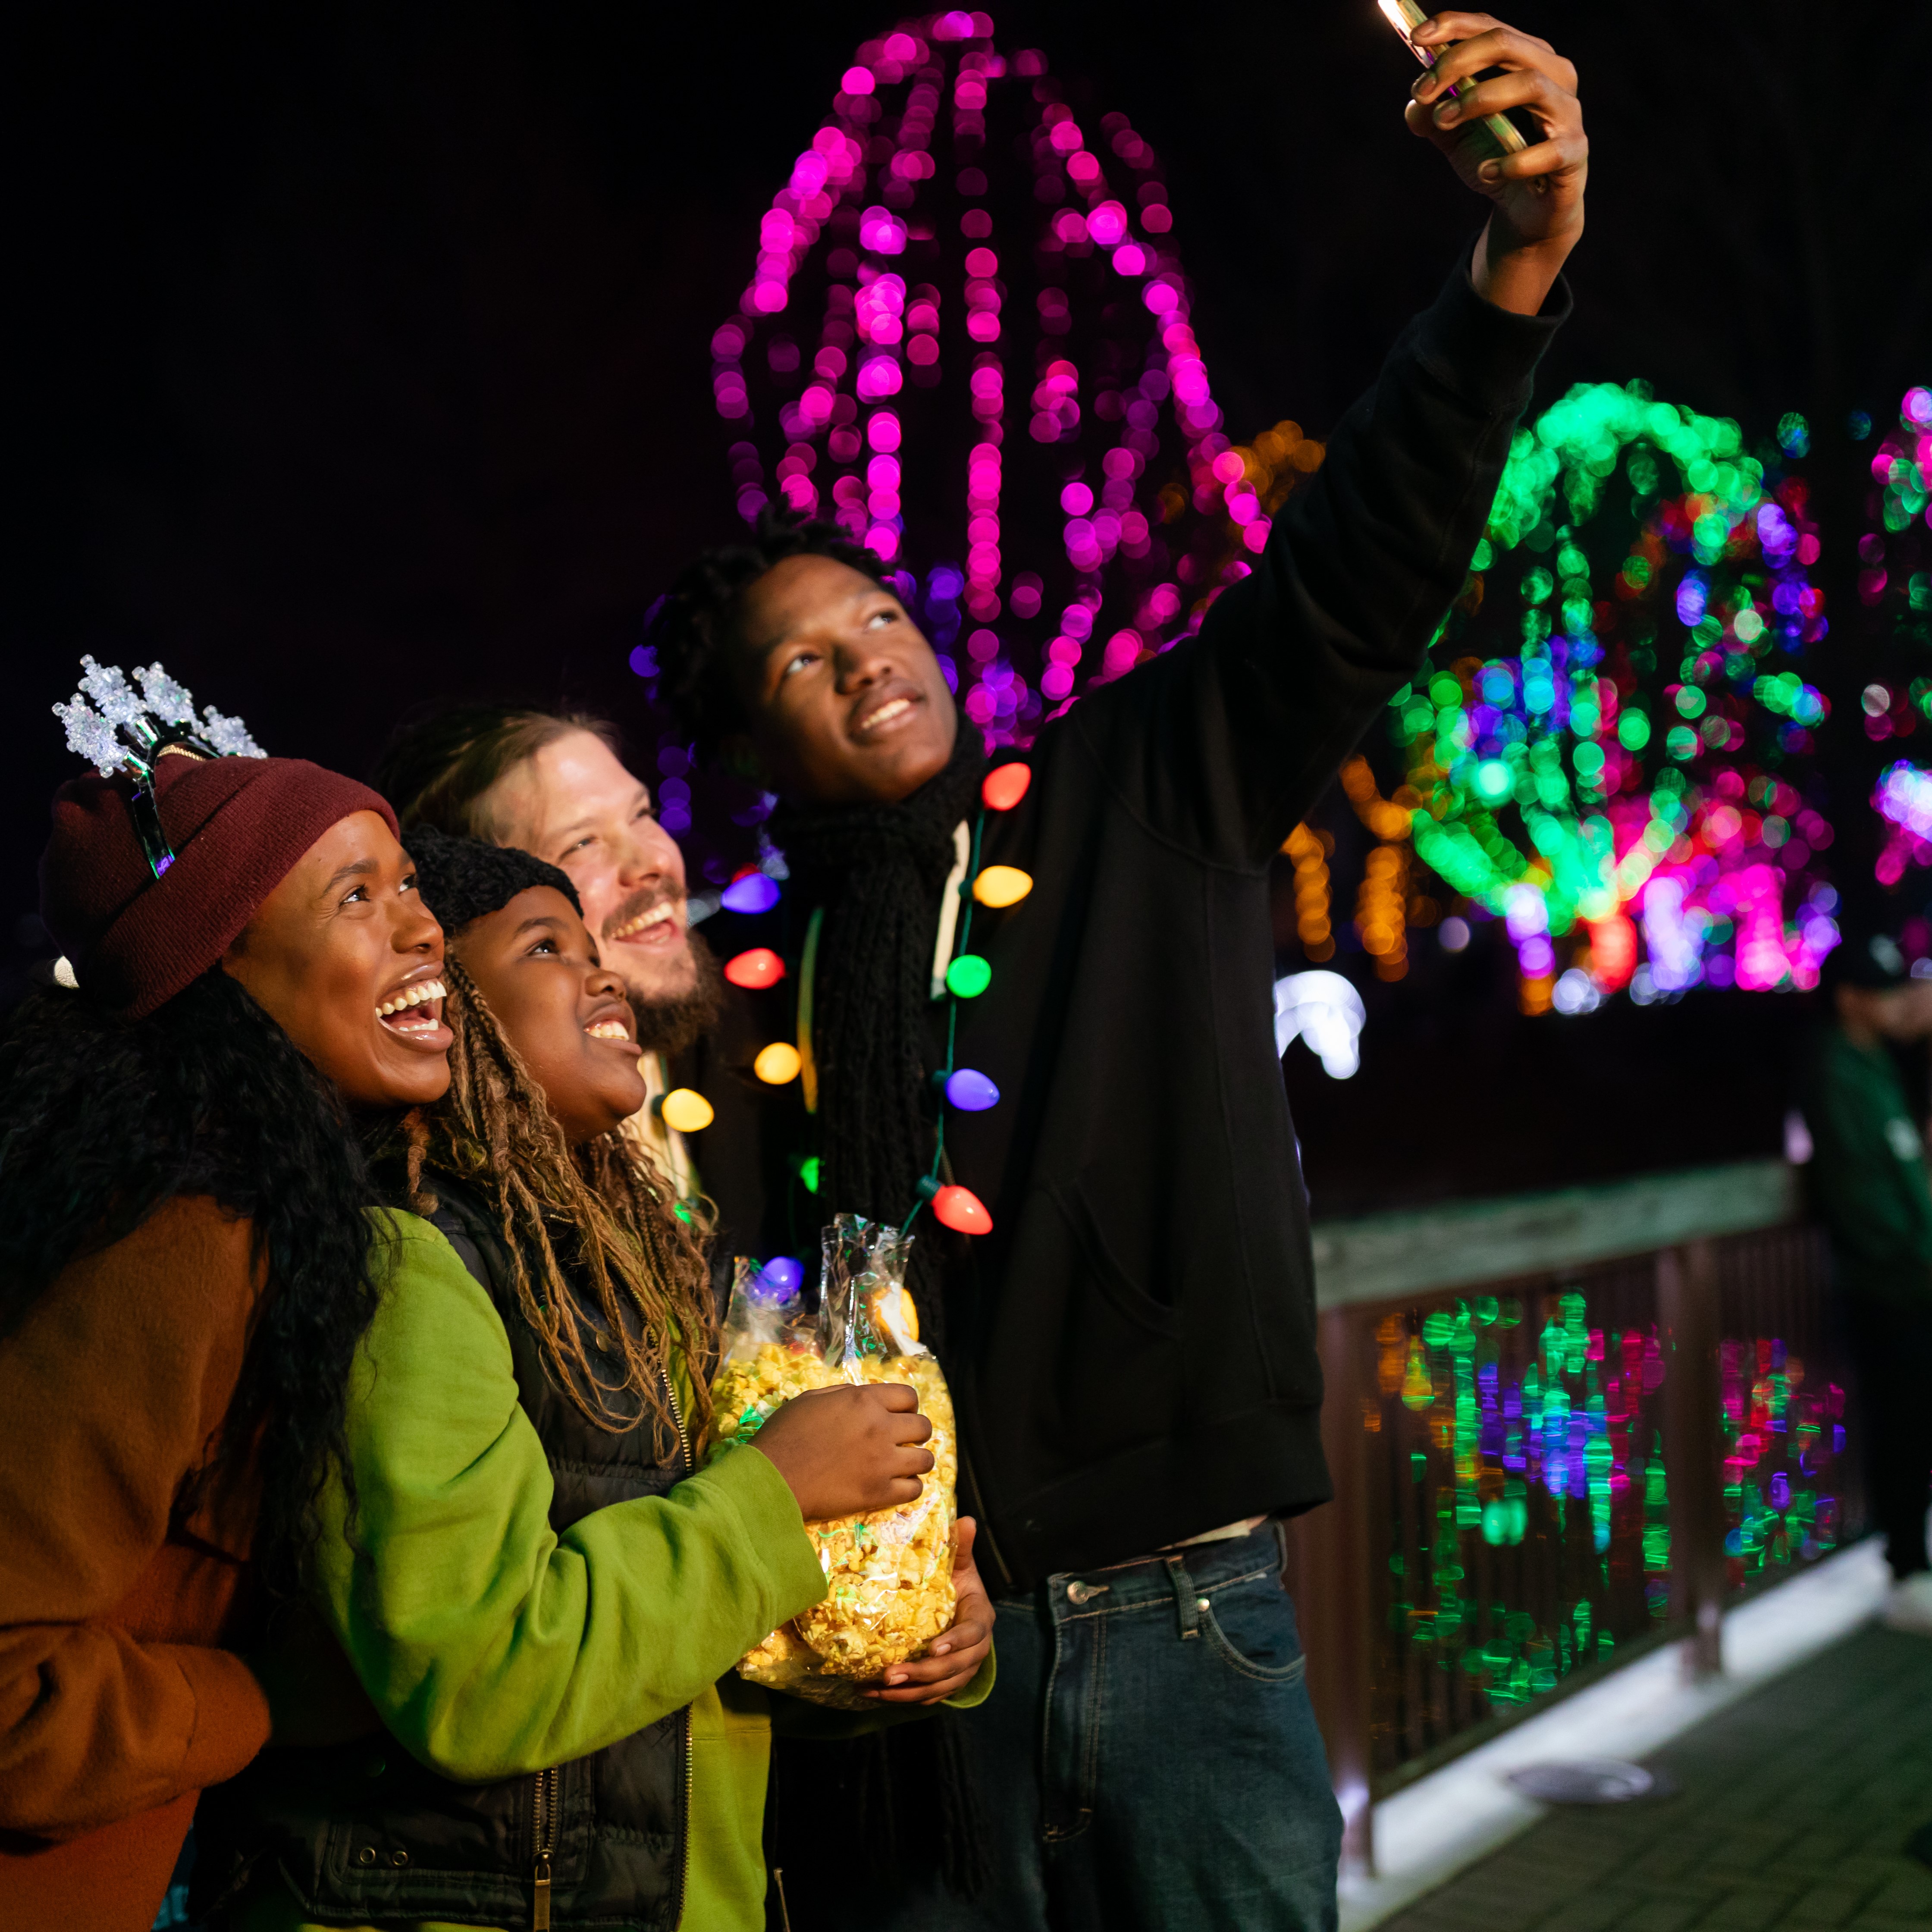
[370,709,769,1249]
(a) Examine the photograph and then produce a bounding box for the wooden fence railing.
[1283,1161,1856,1874]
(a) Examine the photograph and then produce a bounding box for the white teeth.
[614,903,677,941]
[586,1020,630,1040]
[863,698,910,731]
[376,977,447,1020]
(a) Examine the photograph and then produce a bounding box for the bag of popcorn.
[706,1215,959,1707]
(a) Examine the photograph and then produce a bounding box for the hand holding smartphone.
[1377,0,1527,157]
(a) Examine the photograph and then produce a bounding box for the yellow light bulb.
[972,865,1033,909]
[754,1041,803,1085]
[659,1087,714,1132]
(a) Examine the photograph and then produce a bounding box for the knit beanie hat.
[405,823,582,932]
[40,661,397,1022]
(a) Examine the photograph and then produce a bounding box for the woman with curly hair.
[0,667,453,1931]
[196,829,987,1932]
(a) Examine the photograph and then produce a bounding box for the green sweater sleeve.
[315,1213,827,1785]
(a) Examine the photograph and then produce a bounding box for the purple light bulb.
[945,1067,1000,1111]
[720,872,782,915]
[759,1256,804,1298]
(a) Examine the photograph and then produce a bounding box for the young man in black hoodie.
[686,17,1587,1926]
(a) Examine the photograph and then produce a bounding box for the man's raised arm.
[1091,13,1587,866]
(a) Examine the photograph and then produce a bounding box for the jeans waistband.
[1015,1523,1284,1619]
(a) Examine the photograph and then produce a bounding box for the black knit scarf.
[772,721,986,1354]
[767,719,990,1907]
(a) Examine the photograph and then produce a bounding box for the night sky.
[8,4,1929,1208]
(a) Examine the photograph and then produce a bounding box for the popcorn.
[707,1218,960,1708]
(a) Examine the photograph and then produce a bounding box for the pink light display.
[695,9,1319,749]
[1856,386,1932,889]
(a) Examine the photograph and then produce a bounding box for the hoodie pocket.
[1049,1170,1180,1340]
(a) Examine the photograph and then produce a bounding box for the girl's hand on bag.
[752,1380,935,1520]
[868,1516,996,1705]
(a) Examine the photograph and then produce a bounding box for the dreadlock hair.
[0,967,381,1601]
[647,506,887,764]
[369,704,624,838]
[370,957,715,1448]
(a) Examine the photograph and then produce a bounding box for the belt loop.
[1164,1554,1201,1639]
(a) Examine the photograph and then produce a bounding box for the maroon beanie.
[40,751,399,1021]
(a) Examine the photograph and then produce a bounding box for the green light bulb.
[946,953,992,998]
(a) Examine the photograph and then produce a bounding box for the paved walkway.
[1380,1623,1932,1932]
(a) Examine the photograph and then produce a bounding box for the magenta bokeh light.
[686,7,1311,749]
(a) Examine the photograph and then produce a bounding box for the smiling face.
[221,809,451,1110]
[450,884,646,1145]
[726,552,958,806]
[479,729,698,1017]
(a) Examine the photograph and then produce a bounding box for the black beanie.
[405,824,581,932]
[1823,924,1910,991]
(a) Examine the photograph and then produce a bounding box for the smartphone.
[1377,0,1527,156]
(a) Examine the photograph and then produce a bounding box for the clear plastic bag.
[706,1216,958,1707]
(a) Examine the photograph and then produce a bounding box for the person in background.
[0,674,449,1931]
[194,830,989,1932]
[643,15,1586,1926]
[1797,925,1932,1633]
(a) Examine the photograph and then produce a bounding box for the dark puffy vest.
[195,1182,693,1931]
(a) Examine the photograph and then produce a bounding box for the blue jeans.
[878,1525,1342,1932]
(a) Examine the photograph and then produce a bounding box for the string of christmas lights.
[1862,388,1932,887]
[1377,381,1840,1007]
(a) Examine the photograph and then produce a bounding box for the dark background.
[7,3,1929,1212]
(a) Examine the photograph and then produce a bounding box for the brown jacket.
[0,1195,273,1930]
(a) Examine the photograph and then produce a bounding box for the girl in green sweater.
[199,832,992,1932]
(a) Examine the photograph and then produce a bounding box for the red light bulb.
[724,947,787,991]
[932,1185,992,1235]
[982,763,1032,812]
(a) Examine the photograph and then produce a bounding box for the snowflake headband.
[52,656,265,879]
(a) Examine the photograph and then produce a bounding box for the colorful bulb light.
[972,865,1033,908]
[982,762,1032,811]
[754,1042,803,1084]
[759,1256,805,1297]
[659,1088,715,1133]
[932,1184,993,1235]
[724,947,787,990]
[945,953,992,998]
[721,872,782,916]
[945,1067,1000,1110]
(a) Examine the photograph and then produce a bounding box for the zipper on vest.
[666,1365,693,1475]
[668,1359,693,1927]
[677,1703,694,1928]
[531,1763,559,1930]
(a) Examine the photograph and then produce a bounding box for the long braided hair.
[371,957,715,1446]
